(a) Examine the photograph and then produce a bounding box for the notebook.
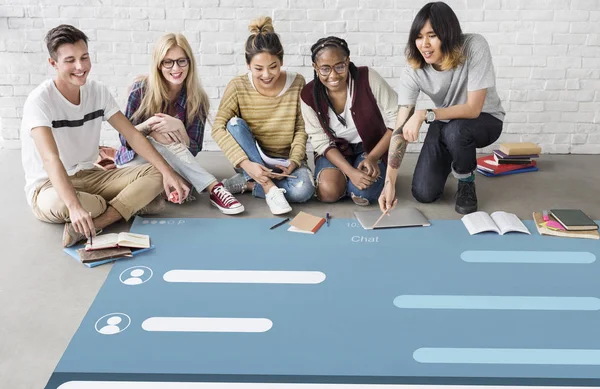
[354,207,430,230]
[256,141,291,169]
[549,209,598,231]
[287,211,326,234]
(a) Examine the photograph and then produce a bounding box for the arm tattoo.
[388,106,415,169]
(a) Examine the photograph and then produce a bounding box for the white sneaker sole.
[269,205,292,215]
[210,200,245,215]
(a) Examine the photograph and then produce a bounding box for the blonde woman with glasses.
[115,33,244,215]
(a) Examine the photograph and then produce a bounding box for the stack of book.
[477,142,541,177]
[533,209,599,240]
[63,232,153,267]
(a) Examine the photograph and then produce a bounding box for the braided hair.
[310,36,359,134]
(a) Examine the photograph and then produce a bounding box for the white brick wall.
[1,0,599,153]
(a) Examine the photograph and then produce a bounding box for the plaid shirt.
[115,80,205,165]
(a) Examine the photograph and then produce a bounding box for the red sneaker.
[210,182,245,215]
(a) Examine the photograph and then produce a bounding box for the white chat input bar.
[163,270,326,284]
[141,317,273,333]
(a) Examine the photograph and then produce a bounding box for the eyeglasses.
[316,61,348,77]
[161,58,189,69]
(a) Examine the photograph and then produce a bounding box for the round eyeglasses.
[161,58,189,69]
[317,62,348,77]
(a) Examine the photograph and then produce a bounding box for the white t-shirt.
[20,79,120,205]
[398,33,505,122]
[327,76,362,144]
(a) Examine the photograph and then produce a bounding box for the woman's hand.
[272,161,298,180]
[240,160,272,186]
[357,155,380,179]
[148,131,175,145]
[149,113,183,133]
[348,168,377,190]
[403,110,425,142]
[148,113,186,144]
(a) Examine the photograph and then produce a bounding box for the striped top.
[212,73,308,168]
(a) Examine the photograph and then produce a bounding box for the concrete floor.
[1,148,599,389]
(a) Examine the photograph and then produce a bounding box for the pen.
[326,212,330,227]
[269,217,290,230]
[89,212,93,246]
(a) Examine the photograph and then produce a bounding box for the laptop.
[354,207,431,230]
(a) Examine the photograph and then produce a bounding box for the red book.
[477,155,536,175]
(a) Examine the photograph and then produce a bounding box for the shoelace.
[224,175,247,194]
[270,188,288,206]
[458,182,477,201]
[213,186,239,206]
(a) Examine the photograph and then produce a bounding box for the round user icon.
[119,266,153,286]
[95,313,131,335]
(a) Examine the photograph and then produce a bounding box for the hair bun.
[248,16,275,35]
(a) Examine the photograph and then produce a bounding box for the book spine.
[311,218,326,233]
[499,146,542,156]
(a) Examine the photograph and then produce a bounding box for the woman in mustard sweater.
[212,16,314,215]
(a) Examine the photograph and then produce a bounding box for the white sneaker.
[265,186,292,215]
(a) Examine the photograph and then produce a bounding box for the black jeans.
[412,113,503,203]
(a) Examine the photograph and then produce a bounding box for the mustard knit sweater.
[212,73,308,168]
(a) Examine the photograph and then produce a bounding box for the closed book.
[77,247,132,263]
[533,212,599,239]
[549,209,598,231]
[288,211,326,234]
[494,155,532,164]
[499,142,542,156]
[493,149,539,159]
[64,245,155,267]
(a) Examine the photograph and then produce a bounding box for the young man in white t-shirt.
[21,24,190,247]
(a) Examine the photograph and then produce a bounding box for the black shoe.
[455,180,478,214]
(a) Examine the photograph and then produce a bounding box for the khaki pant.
[31,164,163,223]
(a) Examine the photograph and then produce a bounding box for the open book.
[461,211,530,235]
[85,232,150,251]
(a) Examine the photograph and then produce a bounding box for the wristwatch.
[425,109,436,124]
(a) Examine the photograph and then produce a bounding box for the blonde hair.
[249,16,275,34]
[244,16,283,64]
[131,33,209,127]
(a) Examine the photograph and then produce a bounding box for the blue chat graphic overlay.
[46,218,600,388]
